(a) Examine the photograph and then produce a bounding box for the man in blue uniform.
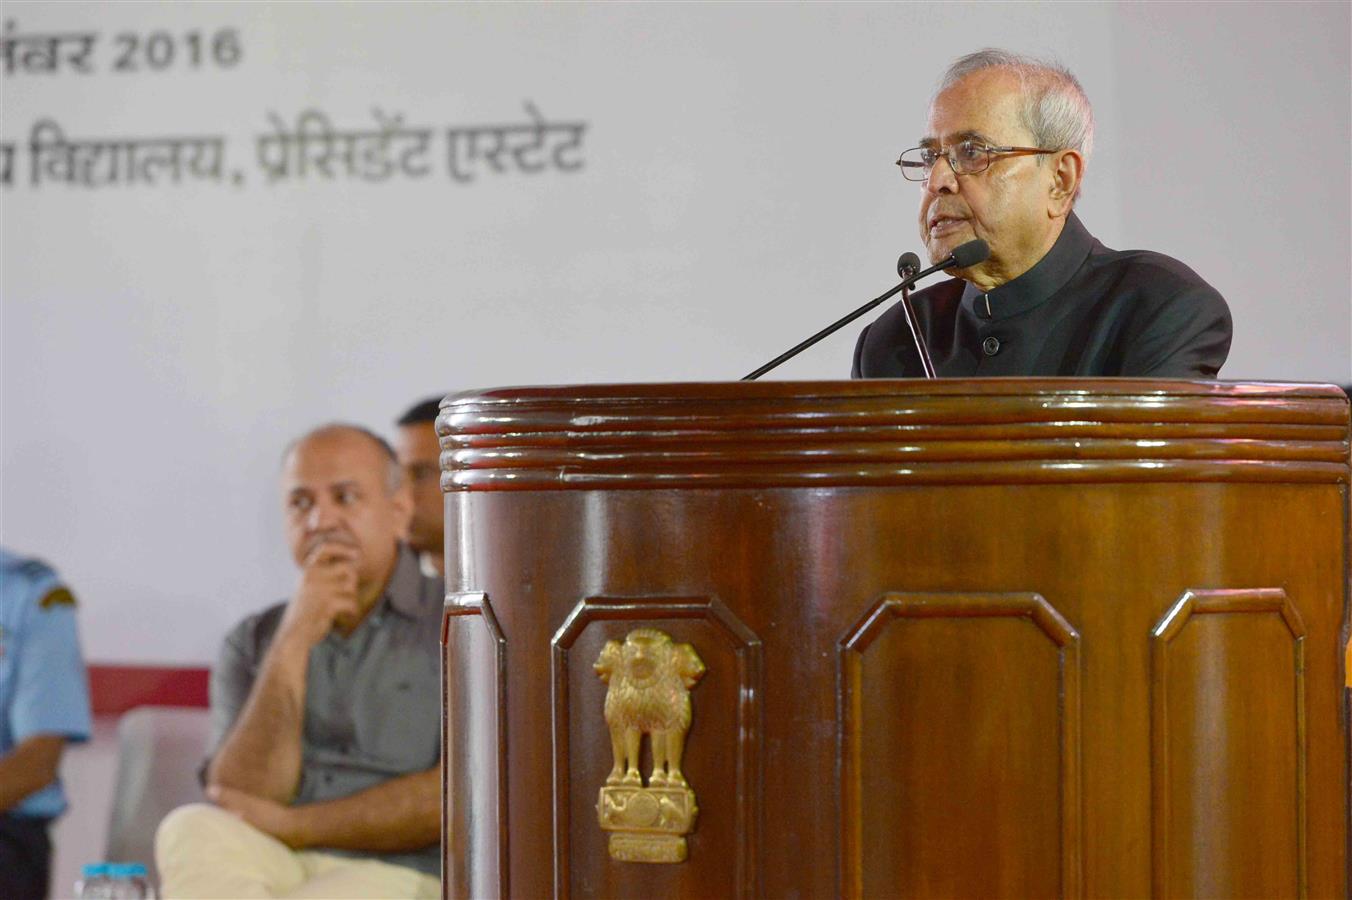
[0,548,93,900]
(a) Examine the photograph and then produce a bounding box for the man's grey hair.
[282,422,405,493]
[936,49,1095,196]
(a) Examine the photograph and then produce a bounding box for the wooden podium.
[438,380,1349,898]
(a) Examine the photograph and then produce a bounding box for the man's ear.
[391,482,414,541]
[1047,148,1084,216]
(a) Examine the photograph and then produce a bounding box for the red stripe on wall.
[88,665,210,715]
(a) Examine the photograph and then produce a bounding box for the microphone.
[741,239,990,381]
[890,240,987,378]
[897,251,922,279]
[892,239,989,289]
[950,239,990,268]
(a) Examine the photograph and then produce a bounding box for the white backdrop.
[2,1,1349,664]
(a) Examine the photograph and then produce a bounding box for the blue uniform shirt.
[0,547,93,819]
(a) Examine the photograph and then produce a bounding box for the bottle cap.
[107,862,149,878]
[81,863,109,878]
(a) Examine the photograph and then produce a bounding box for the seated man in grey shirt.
[156,424,442,899]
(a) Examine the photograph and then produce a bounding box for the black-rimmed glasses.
[896,140,1057,181]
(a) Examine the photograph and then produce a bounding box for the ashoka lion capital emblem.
[594,628,706,863]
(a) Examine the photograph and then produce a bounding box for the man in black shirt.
[853,49,1231,379]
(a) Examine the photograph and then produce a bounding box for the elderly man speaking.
[853,49,1232,378]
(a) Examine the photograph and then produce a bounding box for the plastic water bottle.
[75,862,157,898]
[109,862,157,898]
[75,863,111,898]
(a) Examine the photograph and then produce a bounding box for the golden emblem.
[594,628,706,863]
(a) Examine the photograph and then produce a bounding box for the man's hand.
[278,540,361,648]
[211,768,439,854]
[206,540,359,802]
[0,735,66,814]
[208,784,308,848]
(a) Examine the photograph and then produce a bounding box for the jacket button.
[982,336,1001,356]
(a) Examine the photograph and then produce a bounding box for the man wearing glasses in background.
[395,397,447,578]
[853,48,1232,379]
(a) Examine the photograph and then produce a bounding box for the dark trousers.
[0,813,51,900]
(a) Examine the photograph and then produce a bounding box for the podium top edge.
[440,379,1348,408]
[433,380,1349,489]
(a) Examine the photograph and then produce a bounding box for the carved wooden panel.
[551,596,762,899]
[442,592,509,899]
[839,592,1082,899]
[1150,588,1307,898]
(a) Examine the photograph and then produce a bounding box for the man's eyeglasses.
[896,140,1057,181]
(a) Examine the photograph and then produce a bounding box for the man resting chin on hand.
[155,424,442,899]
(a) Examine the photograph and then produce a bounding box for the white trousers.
[155,803,440,899]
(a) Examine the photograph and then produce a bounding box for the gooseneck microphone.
[741,238,990,381]
[893,250,935,378]
[897,252,923,279]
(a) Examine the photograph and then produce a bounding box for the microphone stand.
[741,279,914,381]
[742,257,951,381]
[896,270,936,379]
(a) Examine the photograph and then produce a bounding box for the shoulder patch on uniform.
[39,587,77,610]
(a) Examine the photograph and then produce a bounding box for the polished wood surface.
[439,380,1349,898]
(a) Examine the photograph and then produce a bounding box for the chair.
[103,706,211,880]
